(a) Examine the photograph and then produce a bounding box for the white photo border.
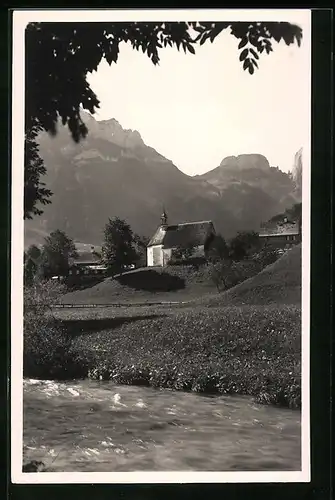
[11,8,311,484]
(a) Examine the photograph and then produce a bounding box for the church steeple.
[161,208,168,227]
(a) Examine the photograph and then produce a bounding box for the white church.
[146,210,216,267]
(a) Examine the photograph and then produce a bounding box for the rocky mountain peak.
[219,154,270,171]
[81,111,145,149]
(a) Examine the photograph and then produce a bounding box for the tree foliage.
[24,21,302,219]
[171,241,197,263]
[24,244,42,285]
[26,243,41,262]
[24,274,67,310]
[209,248,279,292]
[268,202,302,225]
[24,126,52,219]
[23,278,86,380]
[207,234,230,262]
[229,230,261,261]
[286,202,302,222]
[38,229,78,279]
[102,217,138,273]
[133,233,149,268]
[210,260,239,292]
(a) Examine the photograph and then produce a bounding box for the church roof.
[148,221,215,248]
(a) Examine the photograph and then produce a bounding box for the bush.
[209,259,263,292]
[208,248,281,294]
[206,234,230,262]
[228,231,261,261]
[116,269,186,292]
[168,255,207,268]
[170,243,197,264]
[210,260,240,291]
[24,277,67,311]
[24,279,90,379]
[233,259,262,280]
[202,244,302,307]
[252,247,280,268]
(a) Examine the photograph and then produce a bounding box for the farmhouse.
[69,246,107,277]
[259,216,301,250]
[147,210,216,267]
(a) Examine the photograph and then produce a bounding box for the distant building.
[69,246,107,277]
[259,216,301,250]
[147,210,216,267]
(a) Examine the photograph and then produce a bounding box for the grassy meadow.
[24,245,302,409]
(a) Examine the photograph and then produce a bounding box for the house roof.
[148,221,215,248]
[259,220,300,237]
[72,248,101,265]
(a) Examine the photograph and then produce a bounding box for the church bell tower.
[160,208,168,228]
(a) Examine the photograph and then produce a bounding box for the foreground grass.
[30,303,302,409]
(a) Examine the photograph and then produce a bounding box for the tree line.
[24,217,264,286]
[24,217,148,284]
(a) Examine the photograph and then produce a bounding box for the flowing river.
[23,378,301,472]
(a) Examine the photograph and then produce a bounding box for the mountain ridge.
[24,112,300,248]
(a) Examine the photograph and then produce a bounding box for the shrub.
[24,278,90,379]
[202,244,302,307]
[24,245,42,285]
[24,277,67,311]
[228,231,261,261]
[170,242,197,264]
[116,268,186,292]
[209,259,262,292]
[208,249,279,294]
[233,259,262,281]
[210,260,240,291]
[206,234,230,262]
[252,246,280,268]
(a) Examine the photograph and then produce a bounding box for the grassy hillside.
[60,244,301,306]
[200,244,301,307]
[60,265,215,305]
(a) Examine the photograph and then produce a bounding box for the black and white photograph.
[11,9,311,483]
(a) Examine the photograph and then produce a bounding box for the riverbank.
[24,303,301,409]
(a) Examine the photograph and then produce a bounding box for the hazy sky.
[87,12,311,176]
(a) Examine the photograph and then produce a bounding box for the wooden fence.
[26,301,189,310]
